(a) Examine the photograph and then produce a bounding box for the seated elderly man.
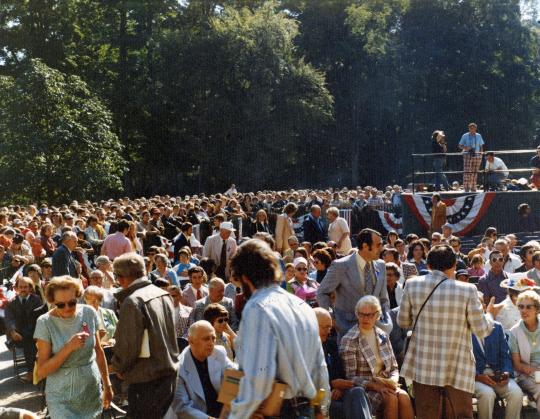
[94,255,116,289]
[189,278,237,330]
[314,308,371,419]
[473,292,523,419]
[173,320,235,419]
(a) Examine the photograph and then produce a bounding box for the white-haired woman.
[83,286,118,346]
[327,207,352,255]
[340,295,414,419]
[509,290,540,412]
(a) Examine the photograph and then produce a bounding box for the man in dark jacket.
[112,253,179,419]
[51,231,78,277]
[5,277,42,380]
[302,205,326,244]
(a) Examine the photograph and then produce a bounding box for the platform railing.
[411,149,538,193]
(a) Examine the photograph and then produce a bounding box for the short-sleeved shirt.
[459,132,485,153]
[509,321,540,366]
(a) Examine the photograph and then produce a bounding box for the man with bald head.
[303,205,326,244]
[173,320,235,419]
[314,308,371,419]
[51,231,78,277]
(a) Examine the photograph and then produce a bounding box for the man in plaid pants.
[459,123,485,192]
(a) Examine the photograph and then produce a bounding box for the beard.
[240,278,253,301]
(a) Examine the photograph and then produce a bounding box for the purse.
[403,278,447,357]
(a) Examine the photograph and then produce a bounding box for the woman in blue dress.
[34,276,113,418]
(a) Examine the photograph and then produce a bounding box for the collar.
[356,252,368,271]
[115,278,152,303]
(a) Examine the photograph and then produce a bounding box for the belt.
[283,396,310,409]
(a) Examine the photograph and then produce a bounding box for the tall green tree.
[0,59,125,204]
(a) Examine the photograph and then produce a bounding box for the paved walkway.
[0,335,44,417]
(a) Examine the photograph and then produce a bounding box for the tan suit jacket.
[275,213,294,254]
[430,202,447,232]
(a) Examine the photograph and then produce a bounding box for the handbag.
[403,277,447,357]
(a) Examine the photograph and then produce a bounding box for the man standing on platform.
[430,194,447,234]
[459,122,485,192]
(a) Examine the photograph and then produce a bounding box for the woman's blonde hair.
[45,276,83,303]
[517,290,540,312]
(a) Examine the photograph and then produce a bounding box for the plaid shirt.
[397,270,494,393]
[339,326,399,387]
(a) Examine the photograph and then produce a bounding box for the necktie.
[220,240,227,271]
[196,288,202,300]
[364,263,375,295]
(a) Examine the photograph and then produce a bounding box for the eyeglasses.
[216,317,229,324]
[491,257,504,263]
[295,267,308,272]
[357,311,379,319]
[518,304,536,311]
[55,299,77,309]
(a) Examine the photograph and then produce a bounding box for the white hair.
[355,295,381,315]
[327,207,339,217]
[208,277,225,289]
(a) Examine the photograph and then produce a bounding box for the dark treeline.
[0,0,539,203]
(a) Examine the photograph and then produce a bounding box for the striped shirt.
[229,285,330,418]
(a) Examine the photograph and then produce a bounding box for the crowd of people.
[0,186,540,419]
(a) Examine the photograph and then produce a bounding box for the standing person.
[202,221,237,280]
[100,219,132,260]
[430,194,447,234]
[111,253,179,419]
[398,244,497,419]
[51,231,78,277]
[275,203,297,255]
[229,239,330,418]
[34,276,112,418]
[459,122,485,192]
[317,228,391,339]
[303,205,326,245]
[431,130,451,191]
[326,207,352,255]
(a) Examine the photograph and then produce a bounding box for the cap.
[219,221,236,232]
[293,257,308,268]
[456,269,470,278]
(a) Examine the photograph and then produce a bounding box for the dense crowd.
[1,186,540,419]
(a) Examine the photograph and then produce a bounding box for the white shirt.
[496,295,521,333]
[328,217,352,254]
[485,157,509,177]
[484,253,521,273]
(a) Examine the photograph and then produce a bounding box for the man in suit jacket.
[275,202,298,254]
[527,251,540,287]
[173,222,192,264]
[189,278,238,330]
[430,193,447,233]
[182,266,209,308]
[303,205,326,244]
[51,231,78,277]
[202,222,237,280]
[173,321,236,419]
[317,228,391,339]
[398,244,497,419]
[5,277,43,380]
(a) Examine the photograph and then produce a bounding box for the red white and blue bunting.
[403,192,496,236]
[377,210,403,235]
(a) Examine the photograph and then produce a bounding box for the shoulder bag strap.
[408,277,448,342]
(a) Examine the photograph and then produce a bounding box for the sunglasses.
[55,299,77,309]
[216,317,229,324]
[491,257,504,263]
[518,304,536,311]
[358,311,379,319]
[295,267,308,272]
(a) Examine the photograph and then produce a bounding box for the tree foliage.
[0,0,539,198]
[0,59,125,204]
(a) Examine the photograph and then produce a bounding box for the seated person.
[88,270,117,311]
[340,296,414,419]
[484,152,509,191]
[314,308,371,419]
[497,276,538,334]
[189,278,237,330]
[173,320,235,418]
[288,257,319,306]
[473,294,523,419]
[203,303,236,361]
[150,253,178,286]
[509,290,540,414]
[173,248,196,286]
[83,286,118,346]
[4,277,42,381]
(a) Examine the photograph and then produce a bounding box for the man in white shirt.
[485,152,509,191]
[484,238,521,273]
[326,207,352,255]
[203,222,237,280]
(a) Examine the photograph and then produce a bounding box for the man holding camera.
[459,122,484,192]
[473,314,523,419]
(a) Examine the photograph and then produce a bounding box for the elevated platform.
[401,190,539,237]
